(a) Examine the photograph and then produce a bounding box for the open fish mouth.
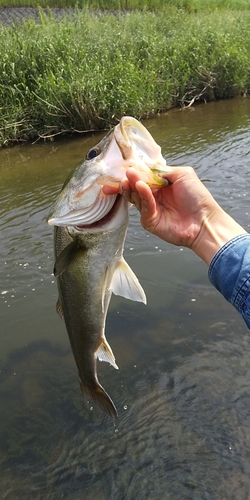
[47,193,117,228]
[75,194,125,231]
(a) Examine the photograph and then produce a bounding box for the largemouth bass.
[47,116,169,419]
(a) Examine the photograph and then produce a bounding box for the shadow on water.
[1,98,250,499]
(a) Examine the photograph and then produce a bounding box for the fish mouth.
[113,117,169,188]
[47,191,117,228]
[74,194,126,232]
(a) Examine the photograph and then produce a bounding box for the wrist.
[192,206,247,265]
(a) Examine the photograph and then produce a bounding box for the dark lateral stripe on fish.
[78,377,118,419]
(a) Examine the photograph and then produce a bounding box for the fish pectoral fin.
[110,258,147,304]
[56,298,64,320]
[54,240,85,277]
[79,377,118,419]
[97,339,119,370]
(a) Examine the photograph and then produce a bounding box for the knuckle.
[185,166,195,176]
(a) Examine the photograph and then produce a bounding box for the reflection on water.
[1,98,250,499]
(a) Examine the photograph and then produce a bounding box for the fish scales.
[55,210,128,418]
[48,116,169,418]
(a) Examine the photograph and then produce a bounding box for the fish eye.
[86,147,100,160]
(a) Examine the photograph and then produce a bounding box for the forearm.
[192,205,247,265]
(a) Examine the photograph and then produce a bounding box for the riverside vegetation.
[0,1,250,146]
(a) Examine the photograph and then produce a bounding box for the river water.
[1,98,250,500]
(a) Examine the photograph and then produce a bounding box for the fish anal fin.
[97,339,119,369]
[110,258,147,304]
[56,298,64,320]
[78,377,118,419]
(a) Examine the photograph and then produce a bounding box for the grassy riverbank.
[1,4,250,146]
[1,0,250,10]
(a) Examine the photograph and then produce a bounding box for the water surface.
[1,98,250,499]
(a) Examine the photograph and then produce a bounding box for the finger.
[120,178,134,203]
[125,168,143,190]
[130,190,142,212]
[120,177,131,193]
[102,185,120,195]
[134,180,157,223]
[162,165,195,184]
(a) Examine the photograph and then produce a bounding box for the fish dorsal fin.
[54,240,85,277]
[110,258,147,304]
[97,339,119,370]
[56,298,64,320]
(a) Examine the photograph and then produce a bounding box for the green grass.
[1,5,250,145]
[1,0,250,10]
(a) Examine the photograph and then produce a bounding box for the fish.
[47,116,169,419]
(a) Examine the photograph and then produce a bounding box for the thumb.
[162,165,194,185]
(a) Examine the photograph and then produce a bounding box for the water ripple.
[1,97,250,499]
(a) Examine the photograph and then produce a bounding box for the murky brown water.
[1,98,250,499]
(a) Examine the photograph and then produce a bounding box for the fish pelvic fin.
[110,258,147,304]
[97,338,119,369]
[79,377,118,419]
[56,298,64,320]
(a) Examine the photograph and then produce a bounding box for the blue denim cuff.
[208,234,250,328]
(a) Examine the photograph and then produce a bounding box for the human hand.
[104,166,218,246]
[103,166,246,264]
[120,166,218,247]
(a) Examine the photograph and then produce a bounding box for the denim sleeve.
[208,234,250,329]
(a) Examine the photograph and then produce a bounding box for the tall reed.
[0,7,250,145]
[1,0,250,10]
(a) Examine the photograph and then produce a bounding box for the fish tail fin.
[79,377,118,419]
